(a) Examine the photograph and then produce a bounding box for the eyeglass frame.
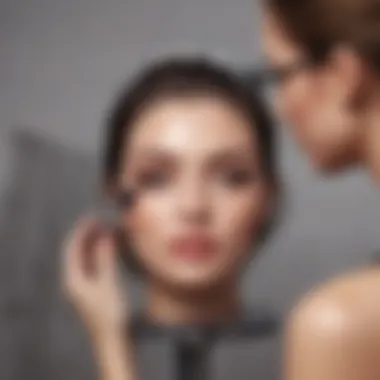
[241,58,317,88]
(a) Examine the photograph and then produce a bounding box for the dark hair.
[267,0,380,72]
[104,57,277,187]
[102,57,278,274]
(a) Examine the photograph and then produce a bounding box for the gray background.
[0,0,379,379]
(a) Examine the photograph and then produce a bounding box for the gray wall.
[0,0,261,192]
[1,0,380,378]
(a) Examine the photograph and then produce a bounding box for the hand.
[62,217,129,341]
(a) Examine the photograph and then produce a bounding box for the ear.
[327,45,367,108]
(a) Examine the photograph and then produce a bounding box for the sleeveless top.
[128,308,281,380]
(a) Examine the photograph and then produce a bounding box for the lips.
[169,234,218,261]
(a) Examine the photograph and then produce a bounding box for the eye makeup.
[209,151,261,188]
[125,146,261,195]
[216,167,257,187]
[130,155,176,191]
[135,167,172,190]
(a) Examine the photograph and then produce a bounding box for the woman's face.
[261,10,359,172]
[118,95,272,291]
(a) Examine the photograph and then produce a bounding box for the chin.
[166,271,229,293]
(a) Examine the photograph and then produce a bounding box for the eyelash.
[138,163,255,190]
[218,169,255,187]
[137,170,170,189]
[138,170,254,189]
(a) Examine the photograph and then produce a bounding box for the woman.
[261,0,380,379]
[61,58,279,380]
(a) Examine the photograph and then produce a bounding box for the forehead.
[126,96,258,156]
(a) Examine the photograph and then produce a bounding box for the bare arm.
[93,331,137,380]
[285,288,380,380]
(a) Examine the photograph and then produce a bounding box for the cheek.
[123,198,171,265]
[276,76,323,146]
[277,77,314,127]
[216,189,268,253]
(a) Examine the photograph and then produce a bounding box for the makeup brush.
[83,188,136,275]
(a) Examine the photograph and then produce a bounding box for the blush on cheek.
[284,91,303,125]
[275,89,302,130]
[128,198,172,249]
[280,73,313,124]
[225,200,267,249]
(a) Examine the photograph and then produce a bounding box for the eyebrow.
[123,146,260,182]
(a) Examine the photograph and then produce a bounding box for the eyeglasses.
[241,59,314,88]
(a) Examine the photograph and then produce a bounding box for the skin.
[120,96,271,323]
[62,219,136,380]
[262,8,380,380]
[62,94,273,379]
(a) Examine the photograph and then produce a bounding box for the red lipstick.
[169,234,218,261]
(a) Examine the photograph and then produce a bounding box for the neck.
[143,279,242,326]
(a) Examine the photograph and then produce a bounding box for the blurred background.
[0,0,379,379]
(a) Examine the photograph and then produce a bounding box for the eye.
[218,168,256,187]
[137,169,171,189]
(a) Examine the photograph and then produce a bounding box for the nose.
[176,180,210,225]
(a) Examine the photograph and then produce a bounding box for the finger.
[61,217,98,286]
[94,232,117,281]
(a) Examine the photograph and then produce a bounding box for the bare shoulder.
[285,268,380,380]
[289,267,380,334]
